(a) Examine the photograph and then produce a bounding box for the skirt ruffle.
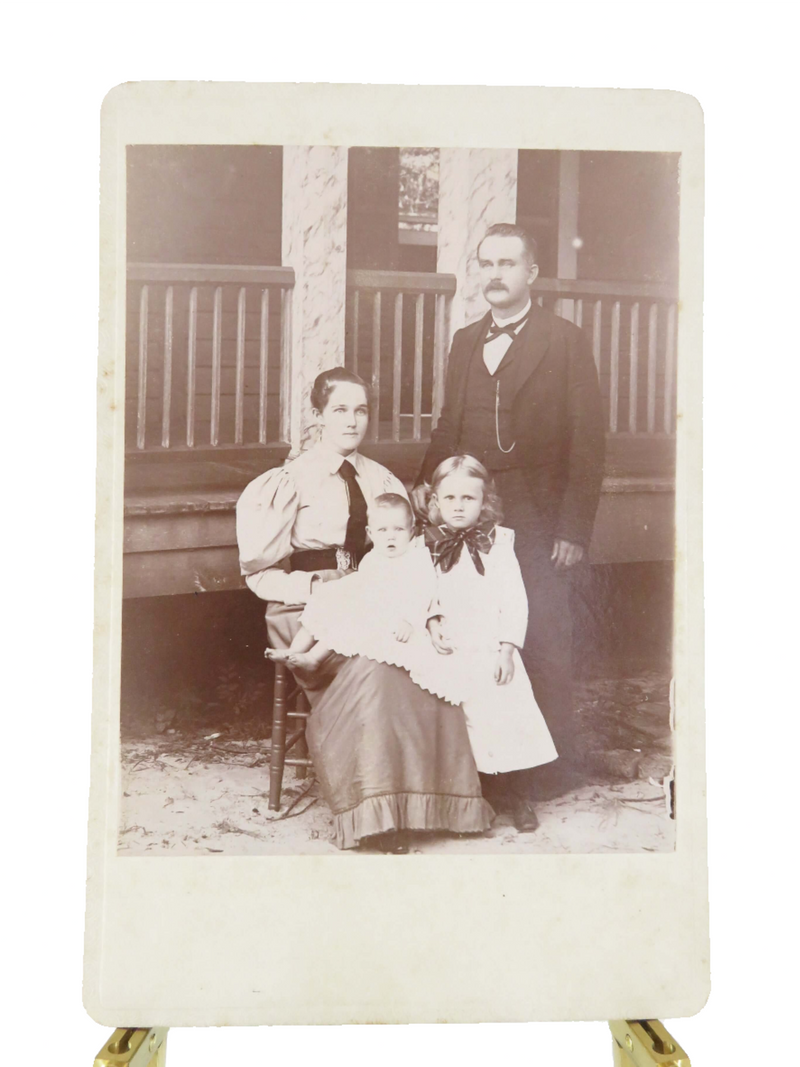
[333,791,495,850]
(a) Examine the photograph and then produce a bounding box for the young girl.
[414,454,559,826]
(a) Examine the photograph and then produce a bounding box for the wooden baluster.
[186,287,197,448]
[664,302,677,432]
[161,286,173,449]
[136,285,148,450]
[234,287,246,444]
[279,287,292,445]
[392,292,403,442]
[258,288,269,444]
[371,290,381,442]
[609,300,621,432]
[432,293,446,427]
[628,302,639,433]
[592,299,602,371]
[575,297,583,329]
[413,292,424,441]
[352,289,360,376]
[647,303,658,434]
[210,286,222,446]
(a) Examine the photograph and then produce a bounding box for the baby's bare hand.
[427,616,455,655]
[393,619,413,643]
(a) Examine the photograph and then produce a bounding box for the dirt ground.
[119,672,674,855]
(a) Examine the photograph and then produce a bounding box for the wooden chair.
[268,660,313,810]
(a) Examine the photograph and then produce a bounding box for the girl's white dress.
[298,540,468,706]
[433,525,559,774]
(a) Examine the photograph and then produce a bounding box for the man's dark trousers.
[492,468,577,767]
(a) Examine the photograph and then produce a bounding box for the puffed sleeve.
[381,469,410,500]
[494,530,529,648]
[236,467,316,605]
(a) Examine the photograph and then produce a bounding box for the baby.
[267,494,440,676]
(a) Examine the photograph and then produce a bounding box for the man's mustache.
[485,283,508,291]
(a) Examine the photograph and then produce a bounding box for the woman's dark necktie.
[339,459,368,564]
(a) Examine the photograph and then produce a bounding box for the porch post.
[281,146,349,451]
[556,150,580,321]
[437,148,518,340]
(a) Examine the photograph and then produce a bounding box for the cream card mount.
[86,82,706,1026]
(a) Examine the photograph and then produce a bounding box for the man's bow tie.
[425,522,496,576]
[485,308,531,343]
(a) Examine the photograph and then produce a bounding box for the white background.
[3,2,796,1064]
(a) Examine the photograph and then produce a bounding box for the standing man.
[418,222,605,830]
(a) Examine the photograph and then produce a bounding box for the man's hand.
[393,619,414,643]
[427,615,455,655]
[551,539,584,570]
[494,643,515,685]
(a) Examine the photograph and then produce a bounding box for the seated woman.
[236,368,494,852]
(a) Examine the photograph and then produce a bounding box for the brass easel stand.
[94,1028,168,1067]
[95,1020,689,1064]
[610,1020,690,1066]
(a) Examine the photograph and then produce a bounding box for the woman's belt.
[288,547,356,572]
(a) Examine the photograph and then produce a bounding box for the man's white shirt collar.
[490,298,532,330]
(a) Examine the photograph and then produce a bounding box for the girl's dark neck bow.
[425,522,496,575]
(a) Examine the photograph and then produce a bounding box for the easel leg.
[94,1027,168,1066]
[610,1020,689,1066]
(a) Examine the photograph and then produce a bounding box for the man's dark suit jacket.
[419,303,606,549]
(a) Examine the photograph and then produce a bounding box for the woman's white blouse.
[236,442,408,604]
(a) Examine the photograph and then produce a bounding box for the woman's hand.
[310,569,345,595]
[494,643,515,685]
[427,616,455,655]
[393,619,414,643]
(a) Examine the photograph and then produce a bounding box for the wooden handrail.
[533,277,677,301]
[128,263,295,286]
[348,269,457,294]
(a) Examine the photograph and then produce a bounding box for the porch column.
[437,148,518,339]
[556,150,580,321]
[281,146,349,451]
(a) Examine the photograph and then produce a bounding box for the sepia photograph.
[119,141,678,856]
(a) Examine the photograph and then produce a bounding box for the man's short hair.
[477,222,538,267]
[368,493,414,526]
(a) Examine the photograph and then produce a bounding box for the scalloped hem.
[310,638,466,707]
[333,791,495,850]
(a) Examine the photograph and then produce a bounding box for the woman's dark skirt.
[304,655,495,849]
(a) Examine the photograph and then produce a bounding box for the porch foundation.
[281,146,349,451]
[437,148,518,338]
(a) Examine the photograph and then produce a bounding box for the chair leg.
[269,661,288,811]
[293,689,310,778]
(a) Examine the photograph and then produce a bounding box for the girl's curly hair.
[412,454,504,529]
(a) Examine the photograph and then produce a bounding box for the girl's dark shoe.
[511,798,540,833]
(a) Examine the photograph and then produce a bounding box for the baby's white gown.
[299,540,468,706]
[434,526,559,774]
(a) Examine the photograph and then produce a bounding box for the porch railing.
[126,263,294,451]
[531,278,678,435]
[345,269,456,443]
[345,272,678,443]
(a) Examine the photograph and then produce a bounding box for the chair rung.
[262,753,313,767]
[287,710,310,719]
[284,727,307,750]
